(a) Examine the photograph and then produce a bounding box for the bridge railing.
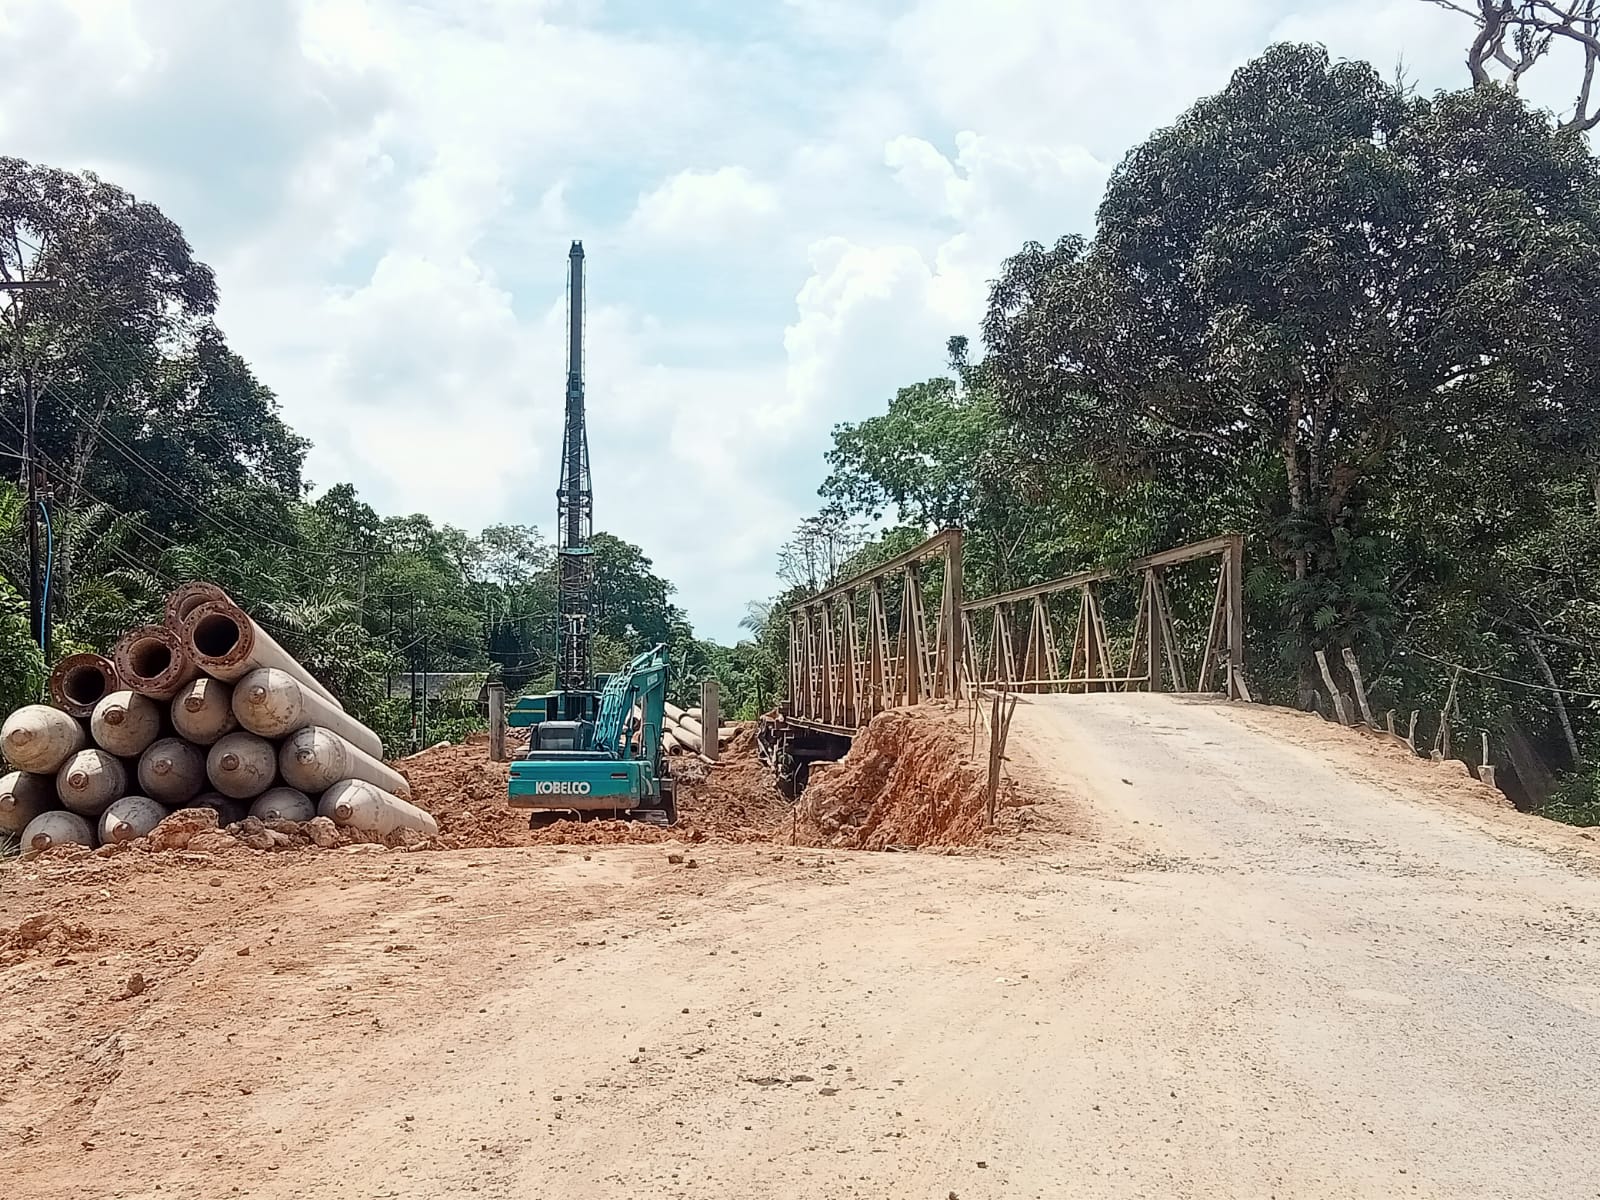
[960,534,1250,702]
[784,529,963,732]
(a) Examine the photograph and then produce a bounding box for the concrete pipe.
[48,653,120,718]
[231,668,380,759]
[0,770,54,834]
[188,791,249,827]
[2,705,87,774]
[277,725,411,799]
[319,778,438,839]
[99,795,169,844]
[21,809,94,853]
[56,748,127,817]
[170,677,238,745]
[137,737,206,807]
[164,581,232,629]
[249,787,315,824]
[112,624,199,701]
[182,600,344,711]
[90,690,163,758]
[206,731,277,800]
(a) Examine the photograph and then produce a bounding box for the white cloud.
[0,0,1552,638]
[629,166,780,242]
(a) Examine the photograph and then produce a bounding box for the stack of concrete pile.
[660,702,738,757]
[0,582,437,855]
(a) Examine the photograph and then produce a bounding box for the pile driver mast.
[504,241,676,824]
[555,240,595,705]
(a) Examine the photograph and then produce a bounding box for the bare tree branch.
[1425,0,1600,129]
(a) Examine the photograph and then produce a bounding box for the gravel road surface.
[4,693,1598,1199]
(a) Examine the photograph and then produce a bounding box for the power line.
[1399,646,1600,701]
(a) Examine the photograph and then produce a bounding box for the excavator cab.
[507,644,675,825]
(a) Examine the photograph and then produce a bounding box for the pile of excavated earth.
[6,673,1006,871]
[2,579,1010,869]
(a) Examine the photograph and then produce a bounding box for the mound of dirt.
[394,738,524,849]
[1,912,99,963]
[673,726,791,840]
[394,723,789,848]
[792,707,990,850]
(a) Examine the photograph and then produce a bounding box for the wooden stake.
[1340,647,1376,727]
[487,682,506,763]
[1315,650,1351,725]
[1432,666,1462,760]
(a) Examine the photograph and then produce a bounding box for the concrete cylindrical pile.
[182,600,344,711]
[91,691,163,758]
[113,624,199,701]
[49,654,121,719]
[207,731,278,800]
[660,701,739,756]
[278,725,411,799]
[0,770,54,834]
[3,704,87,774]
[170,677,238,745]
[250,787,315,823]
[232,668,381,758]
[138,738,207,807]
[0,581,428,857]
[320,779,438,839]
[56,749,127,817]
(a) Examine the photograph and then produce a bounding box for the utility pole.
[409,594,419,752]
[2,278,58,654]
[22,364,39,647]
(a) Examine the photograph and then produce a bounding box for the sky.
[0,0,1579,641]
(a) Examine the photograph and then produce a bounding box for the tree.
[1424,0,1600,131]
[776,505,870,592]
[589,532,682,651]
[985,44,1600,698]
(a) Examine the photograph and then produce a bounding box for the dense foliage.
[768,45,1600,822]
[0,159,768,754]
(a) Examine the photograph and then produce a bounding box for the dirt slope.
[4,693,1600,1198]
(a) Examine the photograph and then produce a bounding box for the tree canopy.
[771,42,1600,822]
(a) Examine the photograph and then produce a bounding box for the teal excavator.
[505,242,676,825]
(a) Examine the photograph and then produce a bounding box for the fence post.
[701,678,720,763]
[487,681,506,763]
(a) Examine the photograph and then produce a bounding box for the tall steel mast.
[555,240,594,698]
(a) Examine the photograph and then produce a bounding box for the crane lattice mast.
[556,240,594,696]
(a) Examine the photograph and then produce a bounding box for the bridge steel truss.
[961,534,1251,702]
[783,532,1249,733]
[784,529,963,734]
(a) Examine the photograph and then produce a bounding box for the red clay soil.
[791,707,993,851]
[393,726,789,848]
[673,726,792,840]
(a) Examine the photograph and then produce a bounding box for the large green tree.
[984,44,1600,701]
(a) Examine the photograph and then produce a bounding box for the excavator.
[505,242,677,826]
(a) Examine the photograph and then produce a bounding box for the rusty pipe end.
[184,602,253,668]
[246,685,268,705]
[104,707,127,726]
[165,581,232,628]
[50,653,119,718]
[112,625,196,701]
[220,754,241,772]
[29,831,52,851]
[7,728,33,748]
[151,759,172,776]
[66,771,87,791]
[183,693,205,713]
[334,802,353,822]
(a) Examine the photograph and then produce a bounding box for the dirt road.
[5,694,1600,1198]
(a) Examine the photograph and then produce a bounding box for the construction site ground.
[4,693,1600,1199]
